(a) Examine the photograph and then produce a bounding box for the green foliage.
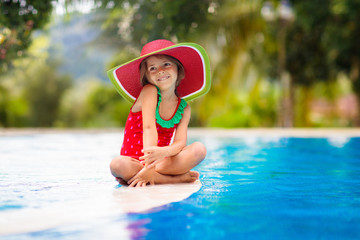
[324,0,360,120]
[286,0,332,86]
[325,0,360,74]
[93,0,220,51]
[207,79,279,127]
[1,0,360,128]
[0,34,72,127]
[23,62,72,127]
[0,83,28,127]
[129,0,216,42]
[195,0,266,127]
[254,0,360,126]
[57,82,131,127]
[0,0,53,72]
[84,84,130,127]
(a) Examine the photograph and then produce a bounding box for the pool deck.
[1,128,360,137]
[0,181,202,235]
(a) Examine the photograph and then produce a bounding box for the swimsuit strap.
[155,87,187,128]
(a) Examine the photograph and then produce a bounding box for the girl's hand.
[140,146,169,168]
[128,166,155,187]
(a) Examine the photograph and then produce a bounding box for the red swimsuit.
[120,96,187,161]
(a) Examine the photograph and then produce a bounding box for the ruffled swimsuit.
[120,88,187,161]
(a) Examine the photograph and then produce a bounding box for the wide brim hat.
[107,39,211,103]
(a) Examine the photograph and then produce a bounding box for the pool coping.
[1,128,360,137]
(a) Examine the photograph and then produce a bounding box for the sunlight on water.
[327,136,350,148]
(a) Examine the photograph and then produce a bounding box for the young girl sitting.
[108,39,211,187]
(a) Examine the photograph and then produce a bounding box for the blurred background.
[0,0,359,128]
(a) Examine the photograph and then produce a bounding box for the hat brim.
[107,43,211,103]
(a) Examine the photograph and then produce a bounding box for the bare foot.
[177,171,200,183]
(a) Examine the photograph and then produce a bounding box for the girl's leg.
[154,170,199,184]
[155,142,207,175]
[110,156,143,182]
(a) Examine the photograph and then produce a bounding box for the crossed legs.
[109,142,206,186]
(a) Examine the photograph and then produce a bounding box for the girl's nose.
[157,66,165,74]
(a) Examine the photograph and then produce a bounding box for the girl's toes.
[190,171,200,179]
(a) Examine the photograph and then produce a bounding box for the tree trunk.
[295,85,311,127]
[281,72,293,127]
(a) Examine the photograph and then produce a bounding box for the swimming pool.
[1,129,360,239]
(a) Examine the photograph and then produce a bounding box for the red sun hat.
[107,39,211,103]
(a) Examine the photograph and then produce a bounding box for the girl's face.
[145,55,178,92]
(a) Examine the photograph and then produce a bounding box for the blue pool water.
[1,132,360,239]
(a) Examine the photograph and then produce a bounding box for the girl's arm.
[139,84,158,151]
[127,85,158,187]
[140,105,191,167]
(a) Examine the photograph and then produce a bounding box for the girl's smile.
[157,74,170,82]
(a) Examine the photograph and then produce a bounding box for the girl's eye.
[164,62,172,67]
[149,66,156,72]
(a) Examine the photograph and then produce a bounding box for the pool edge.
[1,128,360,137]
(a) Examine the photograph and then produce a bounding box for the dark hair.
[139,55,185,95]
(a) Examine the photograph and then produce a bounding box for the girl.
[108,39,211,187]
